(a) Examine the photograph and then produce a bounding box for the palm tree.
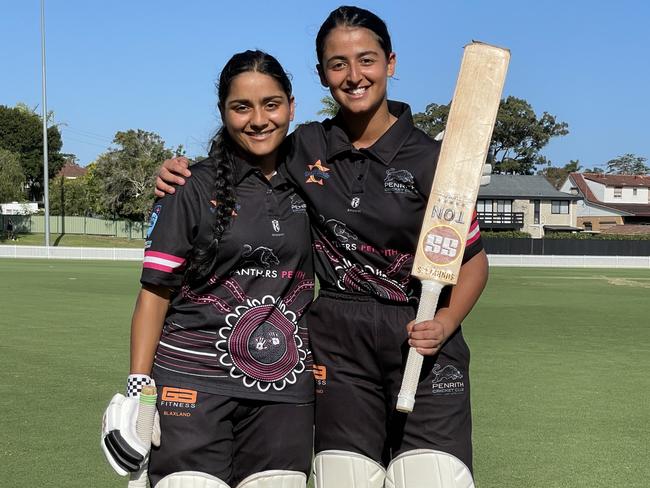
[317,96,339,117]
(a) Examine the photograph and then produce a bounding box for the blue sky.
[2,0,648,170]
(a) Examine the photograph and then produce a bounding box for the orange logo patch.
[161,387,197,403]
[313,365,327,381]
[305,160,331,185]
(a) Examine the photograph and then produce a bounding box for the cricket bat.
[128,385,158,488]
[396,42,510,413]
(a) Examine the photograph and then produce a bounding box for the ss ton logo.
[422,226,463,266]
[426,234,459,258]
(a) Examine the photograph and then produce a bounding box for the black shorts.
[148,386,314,486]
[309,290,473,472]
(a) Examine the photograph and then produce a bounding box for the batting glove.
[101,374,161,476]
[480,163,492,186]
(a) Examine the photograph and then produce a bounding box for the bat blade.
[413,42,510,285]
[397,42,510,414]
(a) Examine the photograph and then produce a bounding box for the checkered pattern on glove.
[126,374,153,398]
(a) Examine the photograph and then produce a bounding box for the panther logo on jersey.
[321,216,358,243]
[384,168,415,193]
[431,363,465,396]
[432,364,463,383]
[290,194,307,213]
[241,244,280,268]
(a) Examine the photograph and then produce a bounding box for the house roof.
[570,173,650,216]
[601,224,650,235]
[478,175,579,200]
[583,173,650,188]
[56,160,87,179]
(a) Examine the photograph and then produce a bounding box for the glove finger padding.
[101,393,151,476]
[151,410,161,447]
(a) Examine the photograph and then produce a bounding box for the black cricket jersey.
[284,100,482,302]
[141,157,315,403]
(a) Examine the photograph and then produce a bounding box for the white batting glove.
[100,374,161,476]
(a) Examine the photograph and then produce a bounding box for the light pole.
[40,0,50,247]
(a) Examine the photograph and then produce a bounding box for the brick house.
[560,173,650,232]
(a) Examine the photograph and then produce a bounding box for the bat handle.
[128,385,158,488]
[396,280,444,413]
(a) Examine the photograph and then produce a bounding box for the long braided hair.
[184,50,293,287]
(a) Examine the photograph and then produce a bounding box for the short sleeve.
[462,209,484,264]
[141,183,203,289]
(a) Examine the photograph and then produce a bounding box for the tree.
[14,102,58,127]
[491,97,568,174]
[412,102,449,138]
[538,159,582,189]
[413,96,569,175]
[49,175,92,216]
[318,96,339,118]
[94,129,180,220]
[0,104,65,200]
[605,153,649,175]
[0,149,26,202]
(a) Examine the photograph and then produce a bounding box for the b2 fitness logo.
[431,364,465,396]
[160,387,197,418]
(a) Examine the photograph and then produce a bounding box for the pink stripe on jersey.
[145,251,185,263]
[143,261,174,273]
[143,250,185,274]
[466,220,481,246]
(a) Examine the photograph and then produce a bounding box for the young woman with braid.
[101,50,314,488]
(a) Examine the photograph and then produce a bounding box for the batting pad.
[235,470,306,488]
[385,449,474,488]
[313,450,385,488]
[156,471,230,488]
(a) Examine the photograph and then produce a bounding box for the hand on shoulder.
[155,156,192,197]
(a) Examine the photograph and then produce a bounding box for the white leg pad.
[156,471,231,488]
[313,450,385,488]
[385,449,474,488]
[235,470,306,488]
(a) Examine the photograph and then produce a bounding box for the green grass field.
[1,260,649,487]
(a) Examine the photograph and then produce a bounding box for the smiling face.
[222,71,295,168]
[318,26,395,117]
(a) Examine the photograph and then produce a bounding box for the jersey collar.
[233,154,289,187]
[324,100,414,166]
